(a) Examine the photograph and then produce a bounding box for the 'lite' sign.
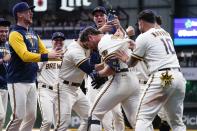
[34,0,91,12]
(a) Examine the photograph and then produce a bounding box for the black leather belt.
[63,80,81,87]
[158,68,180,72]
[116,68,129,73]
[42,84,53,90]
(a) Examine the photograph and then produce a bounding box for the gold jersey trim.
[76,58,89,67]
[131,53,143,61]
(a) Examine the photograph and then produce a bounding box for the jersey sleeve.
[131,34,147,60]
[9,31,48,62]
[69,49,88,67]
[37,36,49,54]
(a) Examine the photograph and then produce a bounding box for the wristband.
[41,54,48,61]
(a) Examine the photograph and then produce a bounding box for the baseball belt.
[42,84,53,90]
[158,67,180,72]
[116,68,129,73]
[63,80,81,87]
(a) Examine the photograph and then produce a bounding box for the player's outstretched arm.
[115,50,139,67]
[95,63,104,71]
[48,49,64,60]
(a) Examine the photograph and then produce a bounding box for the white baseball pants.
[6,83,37,131]
[89,71,140,131]
[86,76,125,131]
[38,85,58,131]
[135,70,186,131]
[0,89,8,130]
[55,82,90,131]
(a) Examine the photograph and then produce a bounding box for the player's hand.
[115,50,129,63]
[128,39,136,50]
[110,18,121,29]
[91,77,108,89]
[99,23,113,33]
[95,63,104,71]
[48,50,63,59]
[0,54,11,64]
[3,55,11,61]
[126,26,135,37]
[0,59,3,64]
[89,70,100,81]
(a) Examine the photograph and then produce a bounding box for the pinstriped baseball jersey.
[37,60,62,87]
[59,40,90,83]
[98,34,131,69]
[89,34,140,130]
[132,28,180,74]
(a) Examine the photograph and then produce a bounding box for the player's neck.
[144,24,155,32]
[17,21,29,30]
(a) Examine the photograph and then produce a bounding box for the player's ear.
[88,35,93,42]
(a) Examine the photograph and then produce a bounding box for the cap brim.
[0,21,11,26]
[92,10,106,15]
[52,36,65,40]
[29,5,35,10]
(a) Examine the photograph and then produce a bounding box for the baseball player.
[56,37,96,131]
[126,19,171,131]
[6,2,62,131]
[37,32,65,131]
[155,15,171,131]
[86,6,125,131]
[79,27,140,131]
[116,10,186,131]
[0,18,11,131]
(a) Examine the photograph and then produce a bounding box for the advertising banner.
[181,68,197,80]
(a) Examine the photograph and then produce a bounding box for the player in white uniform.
[79,27,140,131]
[86,6,125,131]
[115,10,186,131]
[56,38,94,131]
[126,17,171,131]
[155,15,171,131]
[37,32,65,131]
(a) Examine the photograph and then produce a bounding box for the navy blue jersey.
[7,25,40,83]
[0,42,10,89]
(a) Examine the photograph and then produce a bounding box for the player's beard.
[0,36,7,43]
[24,17,33,25]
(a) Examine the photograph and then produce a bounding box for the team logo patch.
[102,50,108,57]
[26,33,34,47]
[160,70,174,88]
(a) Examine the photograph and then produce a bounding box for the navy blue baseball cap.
[12,2,35,18]
[52,32,65,40]
[0,18,11,26]
[92,6,107,15]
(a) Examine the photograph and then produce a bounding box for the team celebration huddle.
[0,1,186,131]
